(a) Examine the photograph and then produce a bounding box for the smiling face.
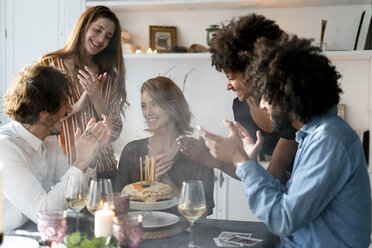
[225,72,250,102]
[141,91,172,133]
[83,17,115,56]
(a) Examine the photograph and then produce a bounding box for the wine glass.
[65,174,87,232]
[86,179,115,215]
[37,210,67,246]
[178,180,207,248]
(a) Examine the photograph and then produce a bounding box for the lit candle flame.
[103,202,109,210]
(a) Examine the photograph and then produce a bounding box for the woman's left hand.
[77,66,107,97]
[153,153,174,181]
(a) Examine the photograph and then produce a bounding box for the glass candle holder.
[112,214,143,248]
[37,210,67,246]
[113,193,130,217]
[206,24,220,46]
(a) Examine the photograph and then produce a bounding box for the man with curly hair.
[198,36,371,247]
[177,14,298,182]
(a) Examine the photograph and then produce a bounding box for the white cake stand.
[129,197,179,228]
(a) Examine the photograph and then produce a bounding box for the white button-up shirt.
[0,121,84,231]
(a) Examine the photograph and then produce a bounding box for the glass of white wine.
[65,174,87,232]
[178,180,207,248]
[86,179,115,216]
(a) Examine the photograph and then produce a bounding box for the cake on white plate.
[122,182,173,202]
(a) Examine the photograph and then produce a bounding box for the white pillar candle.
[94,202,114,238]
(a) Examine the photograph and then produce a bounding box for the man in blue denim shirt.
[198,36,371,247]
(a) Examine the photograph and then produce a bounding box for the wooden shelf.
[324,50,372,60]
[123,50,372,60]
[86,0,372,12]
[123,53,211,60]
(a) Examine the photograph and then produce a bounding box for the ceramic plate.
[130,197,178,211]
[129,211,180,228]
[3,236,39,248]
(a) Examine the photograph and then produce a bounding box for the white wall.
[115,4,371,52]
[0,0,84,124]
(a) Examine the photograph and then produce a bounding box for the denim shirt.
[236,106,371,247]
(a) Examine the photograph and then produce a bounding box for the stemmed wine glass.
[178,180,207,248]
[65,174,87,232]
[86,179,115,215]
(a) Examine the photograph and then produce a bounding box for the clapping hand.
[177,135,222,168]
[73,115,113,171]
[77,66,107,97]
[198,119,263,166]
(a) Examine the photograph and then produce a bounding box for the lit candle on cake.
[94,202,114,238]
[151,156,155,184]
[140,156,143,183]
[145,155,149,183]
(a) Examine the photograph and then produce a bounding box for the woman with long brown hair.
[114,76,215,216]
[41,6,128,179]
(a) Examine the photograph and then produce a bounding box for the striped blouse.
[41,56,123,174]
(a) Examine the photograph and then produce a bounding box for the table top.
[8,209,277,248]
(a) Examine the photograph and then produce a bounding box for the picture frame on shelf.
[149,25,177,53]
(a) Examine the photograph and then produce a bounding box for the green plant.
[63,232,117,248]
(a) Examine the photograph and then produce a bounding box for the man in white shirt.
[0,63,112,231]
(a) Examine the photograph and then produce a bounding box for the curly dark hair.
[247,35,343,123]
[5,63,71,125]
[210,13,284,75]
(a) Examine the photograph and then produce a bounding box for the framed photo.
[149,26,177,53]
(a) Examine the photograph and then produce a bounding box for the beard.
[271,106,294,134]
[50,127,62,136]
[40,115,62,136]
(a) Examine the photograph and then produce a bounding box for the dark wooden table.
[8,209,277,248]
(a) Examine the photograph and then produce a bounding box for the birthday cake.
[122,182,174,202]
